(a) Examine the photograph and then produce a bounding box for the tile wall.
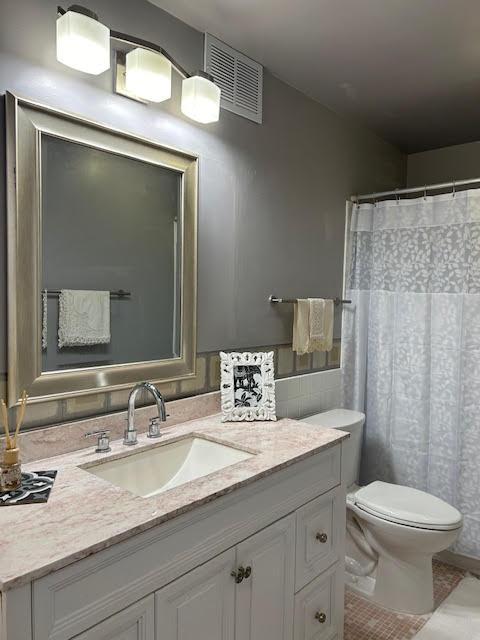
[10,366,344,463]
[5,340,341,431]
[275,369,342,419]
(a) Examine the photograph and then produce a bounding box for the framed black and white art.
[220,351,276,422]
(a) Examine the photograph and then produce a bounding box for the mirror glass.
[40,134,182,372]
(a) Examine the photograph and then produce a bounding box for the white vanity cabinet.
[2,442,346,640]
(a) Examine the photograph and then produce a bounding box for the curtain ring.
[452,180,456,198]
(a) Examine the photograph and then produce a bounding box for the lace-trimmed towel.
[58,290,110,348]
[293,298,333,355]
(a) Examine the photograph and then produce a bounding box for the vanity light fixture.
[56,5,221,123]
[181,72,221,124]
[56,5,110,75]
[125,48,172,103]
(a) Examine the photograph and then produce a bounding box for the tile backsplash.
[3,340,341,431]
[181,340,341,400]
[275,369,342,419]
[8,370,343,463]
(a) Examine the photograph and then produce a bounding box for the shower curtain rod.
[351,176,480,203]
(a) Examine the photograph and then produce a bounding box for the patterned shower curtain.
[342,190,480,559]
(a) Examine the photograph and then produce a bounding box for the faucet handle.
[148,417,162,439]
[85,429,111,453]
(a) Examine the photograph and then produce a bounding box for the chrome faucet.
[124,381,167,445]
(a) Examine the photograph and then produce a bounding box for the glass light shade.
[56,10,110,75]
[125,48,172,103]
[181,75,221,124]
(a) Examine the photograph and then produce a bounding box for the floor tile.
[344,560,466,640]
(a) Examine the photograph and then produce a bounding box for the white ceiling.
[147,0,480,153]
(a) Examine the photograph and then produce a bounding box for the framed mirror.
[6,92,198,407]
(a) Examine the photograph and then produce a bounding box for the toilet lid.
[354,481,463,531]
[302,409,365,429]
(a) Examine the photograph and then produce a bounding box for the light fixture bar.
[57,5,221,122]
[62,4,98,21]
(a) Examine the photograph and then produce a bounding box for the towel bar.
[269,295,351,305]
[42,289,131,298]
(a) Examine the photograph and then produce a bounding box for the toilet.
[301,409,463,615]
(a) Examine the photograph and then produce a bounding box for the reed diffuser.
[1,390,28,492]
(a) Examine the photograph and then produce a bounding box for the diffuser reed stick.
[13,390,28,448]
[0,399,12,449]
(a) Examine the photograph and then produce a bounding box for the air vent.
[205,34,263,124]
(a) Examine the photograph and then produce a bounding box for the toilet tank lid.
[301,409,365,429]
[354,481,463,530]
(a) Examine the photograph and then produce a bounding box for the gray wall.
[0,0,405,418]
[407,141,480,186]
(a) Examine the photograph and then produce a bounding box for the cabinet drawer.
[295,488,343,591]
[294,563,343,640]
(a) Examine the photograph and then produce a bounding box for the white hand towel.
[58,290,110,348]
[293,298,334,354]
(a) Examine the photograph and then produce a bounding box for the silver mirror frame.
[6,92,198,408]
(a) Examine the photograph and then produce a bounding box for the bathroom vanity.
[0,415,347,640]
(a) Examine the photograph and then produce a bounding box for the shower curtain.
[342,190,480,559]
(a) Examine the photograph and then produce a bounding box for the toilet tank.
[301,409,365,488]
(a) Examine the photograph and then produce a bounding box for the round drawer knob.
[315,611,327,624]
[316,532,328,543]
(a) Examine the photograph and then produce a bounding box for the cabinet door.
[155,549,235,640]
[235,514,295,640]
[73,595,154,640]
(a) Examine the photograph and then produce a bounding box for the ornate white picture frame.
[220,351,276,422]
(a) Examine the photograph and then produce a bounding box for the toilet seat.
[353,481,463,531]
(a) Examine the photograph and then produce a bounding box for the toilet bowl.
[301,409,463,614]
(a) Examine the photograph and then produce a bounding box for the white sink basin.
[83,436,254,498]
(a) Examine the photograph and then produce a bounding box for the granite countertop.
[0,414,347,590]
